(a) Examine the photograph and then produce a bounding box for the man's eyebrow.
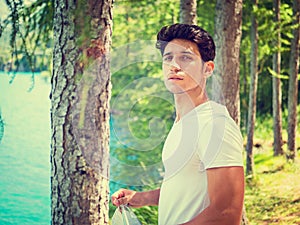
[163,52,172,57]
[163,51,194,57]
[181,51,195,55]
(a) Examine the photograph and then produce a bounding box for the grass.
[244,150,300,225]
[244,110,300,225]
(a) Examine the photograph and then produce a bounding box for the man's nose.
[170,65,181,73]
[169,58,181,72]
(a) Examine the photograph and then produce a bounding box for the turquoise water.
[0,72,131,224]
[0,72,51,225]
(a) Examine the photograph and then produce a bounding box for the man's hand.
[111,189,139,207]
[111,188,160,208]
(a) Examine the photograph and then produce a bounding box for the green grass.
[244,111,300,225]
[245,150,300,225]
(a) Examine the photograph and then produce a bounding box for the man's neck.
[174,87,209,122]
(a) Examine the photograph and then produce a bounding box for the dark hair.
[156,23,215,62]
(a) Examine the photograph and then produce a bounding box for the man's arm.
[111,188,160,208]
[181,166,245,225]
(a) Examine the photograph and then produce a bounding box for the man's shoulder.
[192,101,231,124]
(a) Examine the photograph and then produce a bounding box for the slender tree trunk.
[180,0,197,25]
[272,0,284,156]
[51,0,113,224]
[242,53,248,131]
[246,0,258,176]
[287,0,300,161]
[213,0,243,125]
[214,1,248,224]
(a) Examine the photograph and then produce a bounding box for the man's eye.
[163,56,173,62]
[180,55,193,61]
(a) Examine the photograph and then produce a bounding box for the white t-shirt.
[158,101,244,225]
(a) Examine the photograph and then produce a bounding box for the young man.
[111,23,245,225]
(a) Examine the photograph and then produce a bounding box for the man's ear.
[204,61,214,78]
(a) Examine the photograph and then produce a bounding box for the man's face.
[162,39,207,95]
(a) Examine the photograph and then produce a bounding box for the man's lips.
[168,74,184,80]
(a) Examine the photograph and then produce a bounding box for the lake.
[0,72,123,225]
[0,72,51,225]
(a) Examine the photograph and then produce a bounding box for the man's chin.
[165,86,199,95]
[166,88,187,95]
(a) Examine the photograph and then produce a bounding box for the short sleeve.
[197,116,244,170]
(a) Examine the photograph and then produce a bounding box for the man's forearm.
[137,188,160,206]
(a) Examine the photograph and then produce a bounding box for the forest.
[0,0,299,224]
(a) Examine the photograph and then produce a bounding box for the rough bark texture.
[272,0,284,156]
[246,0,258,175]
[51,0,113,224]
[180,0,197,25]
[214,0,243,125]
[287,0,300,160]
[214,1,248,224]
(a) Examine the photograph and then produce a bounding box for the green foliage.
[254,104,300,139]
[267,67,289,79]
[254,115,273,140]
[0,0,53,74]
[110,63,174,190]
[132,206,158,225]
[113,0,179,47]
[3,0,34,72]
[110,0,179,194]
[240,0,299,124]
[196,0,215,35]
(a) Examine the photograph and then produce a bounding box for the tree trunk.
[213,0,243,125]
[180,0,197,25]
[287,0,300,161]
[246,0,258,176]
[51,0,113,224]
[272,0,284,156]
[214,1,248,224]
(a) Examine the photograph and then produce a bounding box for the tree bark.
[51,0,113,224]
[246,0,258,176]
[213,0,243,125]
[180,0,197,25]
[213,1,248,224]
[272,0,284,156]
[287,0,300,161]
